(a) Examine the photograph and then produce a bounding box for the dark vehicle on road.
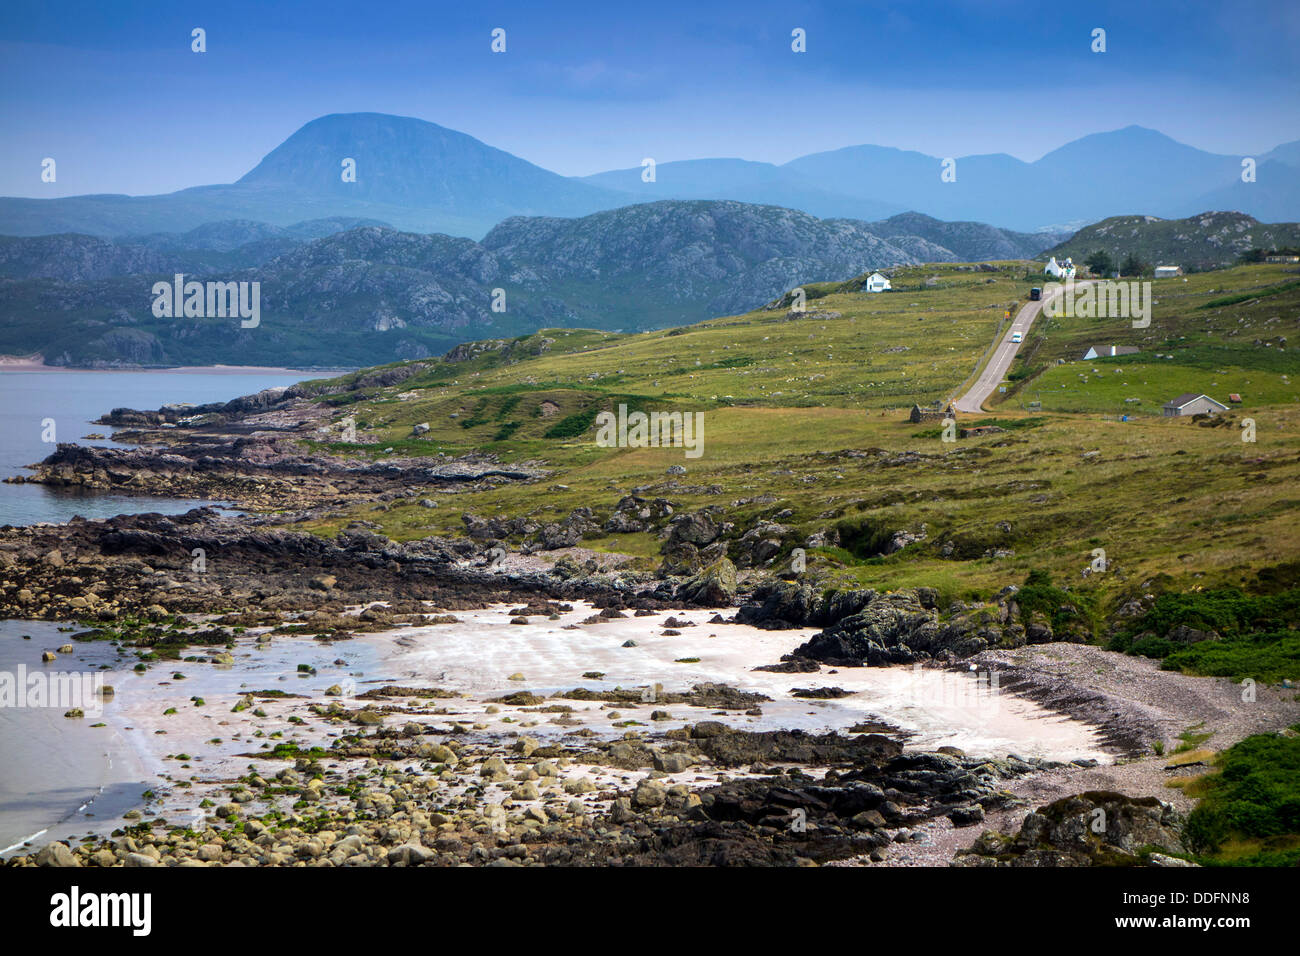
[1029,287,1042,300]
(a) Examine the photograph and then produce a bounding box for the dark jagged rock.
[955,791,1189,867]
[791,686,852,699]
[11,439,543,509]
[687,726,902,769]
[773,588,1026,668]
[735,581,877,629]
[752,660,820,674]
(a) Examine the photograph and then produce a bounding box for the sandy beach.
[3,600,1113,857]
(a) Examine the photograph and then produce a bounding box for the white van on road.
[1010,331,1022,343]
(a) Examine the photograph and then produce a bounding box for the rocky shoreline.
[1,604,1108,871]
[7,726,1076,868]
[11,617,1284,868]
[2,384,1293,868]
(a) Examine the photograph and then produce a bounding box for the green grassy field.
[1000,265,1300,414]
[1010,358,1296,416]
[274,260,1300,867]
[285,262,1300,615]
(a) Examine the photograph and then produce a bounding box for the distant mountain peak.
[238,111,519,190]
[221,111,625,225]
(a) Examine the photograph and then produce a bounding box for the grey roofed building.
[1162,392,1229,417]
[1081,344,1141,360]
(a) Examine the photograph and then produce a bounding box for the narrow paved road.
[953,283,1072,414]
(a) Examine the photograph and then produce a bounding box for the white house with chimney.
[864,271,891,292]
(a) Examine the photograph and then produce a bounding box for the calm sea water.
[0,619,150,854]
[0,370,312,525]
[0,617,392,857]
[0,369,346,855]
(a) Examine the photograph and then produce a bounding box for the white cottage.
[865,271,891,292]
[1044,256,1076,279]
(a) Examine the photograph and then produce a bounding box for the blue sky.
[2,0,1298,197]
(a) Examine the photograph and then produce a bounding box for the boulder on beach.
[36,842,79,867]
[677,557,737,606]
[955,791,1188,866]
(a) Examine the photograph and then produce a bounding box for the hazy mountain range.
[586,128,1300,233]
[0,200,1059,368]
[3,113,1298,238]
[4,112,1297,369]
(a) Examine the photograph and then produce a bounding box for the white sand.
[9,601,1110,845]
[368,602,1109,762]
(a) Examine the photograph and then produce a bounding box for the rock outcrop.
[955,791,1189,866]
[736,580,1028,666]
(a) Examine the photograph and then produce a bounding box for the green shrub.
[1111,587,1300,681]
[1161,633,1300,684]
[495,395,522,420]
[543,405,601,439]
[1184,729,1300,865]
[1198,279,1300,309]
[834,517,897,560]
[1016,578,1093,635]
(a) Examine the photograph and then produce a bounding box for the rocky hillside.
[127,217,389,253]
[0,200,1054,367]
[1042,211,1300,270]
[479,201,959,324]
[0,234,175,283]
[869,212,1065,262]
[0,218,385,281]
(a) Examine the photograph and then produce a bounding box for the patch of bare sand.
[878,643,1300,866]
